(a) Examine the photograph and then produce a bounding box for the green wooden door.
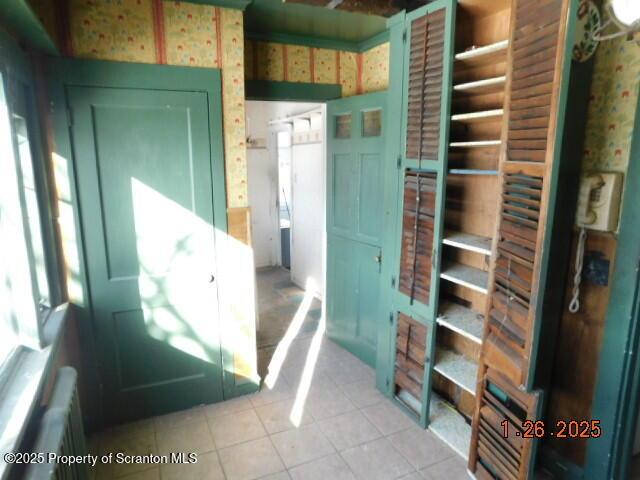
[326,92,386,367]
[68,85,224,424]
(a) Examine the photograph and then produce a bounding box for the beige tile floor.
[89,269,468,480]
[89,335,468,480]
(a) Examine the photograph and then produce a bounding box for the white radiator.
[25,367,89,480]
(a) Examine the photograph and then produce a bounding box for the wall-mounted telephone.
[575,172,623,231]
[569,172,623,313]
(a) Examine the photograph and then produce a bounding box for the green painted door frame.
[585,93,640,479]
[43,58,236,429]
[375,0,456,428]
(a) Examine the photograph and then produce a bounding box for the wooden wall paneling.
[544,232,616,465]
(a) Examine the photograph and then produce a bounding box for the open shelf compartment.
[429,392,472,460]
[437,301,484,343]
[440,261,489,294]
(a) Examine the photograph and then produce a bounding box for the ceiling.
[244,0,389,45]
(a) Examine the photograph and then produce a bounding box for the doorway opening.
[246,100,326,377]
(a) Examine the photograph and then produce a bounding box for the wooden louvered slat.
[470,0,571,475]
[395,313,427,408]
[405,8,446,161]
[472,369,540,479]
[399,171,437,305]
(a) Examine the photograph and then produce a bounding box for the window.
[362,109,382,137]
[334,113,352,139]
[0,63,59,368]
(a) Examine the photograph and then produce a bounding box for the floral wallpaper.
[68,0,157,63]
[362,42,390,94]
[163,2,219,68]
[287,45,311,83]
[582,9,640,173]
[340,51,359,97]
[64,0,248,208]
[245,39,390,97]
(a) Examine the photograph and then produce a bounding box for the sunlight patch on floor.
[263,278,316,390]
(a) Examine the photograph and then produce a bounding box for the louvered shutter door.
[486,0,568,388]
[405,8,446,162]
[474,369,539,480]
[394,313,428,405]
[399,172,437,305]
[471,0,572,476]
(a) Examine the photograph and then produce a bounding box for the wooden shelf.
[451,109,504,123]
[453,75,506,93]
[447,169,498,176]
[449,140,501,148]
[443,231,492,255]
[429,392,472,460]
[437,301,484,344]
[440,262,489,294]
[434,347,478,395]
[396,388,422,416]
[455,40,509,64]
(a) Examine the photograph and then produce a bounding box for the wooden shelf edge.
[443,231,493,255]
[450,140,501,148]
[451,109,504,122]
[453,75,506,92]
[455,39,509,62]
[440,262,489,294]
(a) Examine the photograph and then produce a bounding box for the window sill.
[0,303,69,480]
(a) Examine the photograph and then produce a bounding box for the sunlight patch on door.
[131,177,219,364]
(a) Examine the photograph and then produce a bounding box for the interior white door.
[247,148,278,268]
[291,141,324,298]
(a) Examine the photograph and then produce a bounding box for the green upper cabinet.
[392,0,456,322]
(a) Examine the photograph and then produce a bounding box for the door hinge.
[66,106,74,127]
[391,275,396,288]
[389,312,394,325]
[397,155,402,169]
[402,28,407,43]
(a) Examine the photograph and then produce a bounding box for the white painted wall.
[246,102,279,268]
[290,106,325,299]
[247,148,278,267]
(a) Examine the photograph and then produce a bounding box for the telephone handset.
[569,172,623,313]
[575,173,623,230]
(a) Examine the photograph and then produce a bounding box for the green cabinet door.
[326,92,386,367]
[68,85,224,424]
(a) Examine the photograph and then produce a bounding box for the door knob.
[208,274,215,283]
[374,255,382,263]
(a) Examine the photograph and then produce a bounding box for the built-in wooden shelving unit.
[429,0,511,461]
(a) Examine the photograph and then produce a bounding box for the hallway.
[256,267,322,378]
